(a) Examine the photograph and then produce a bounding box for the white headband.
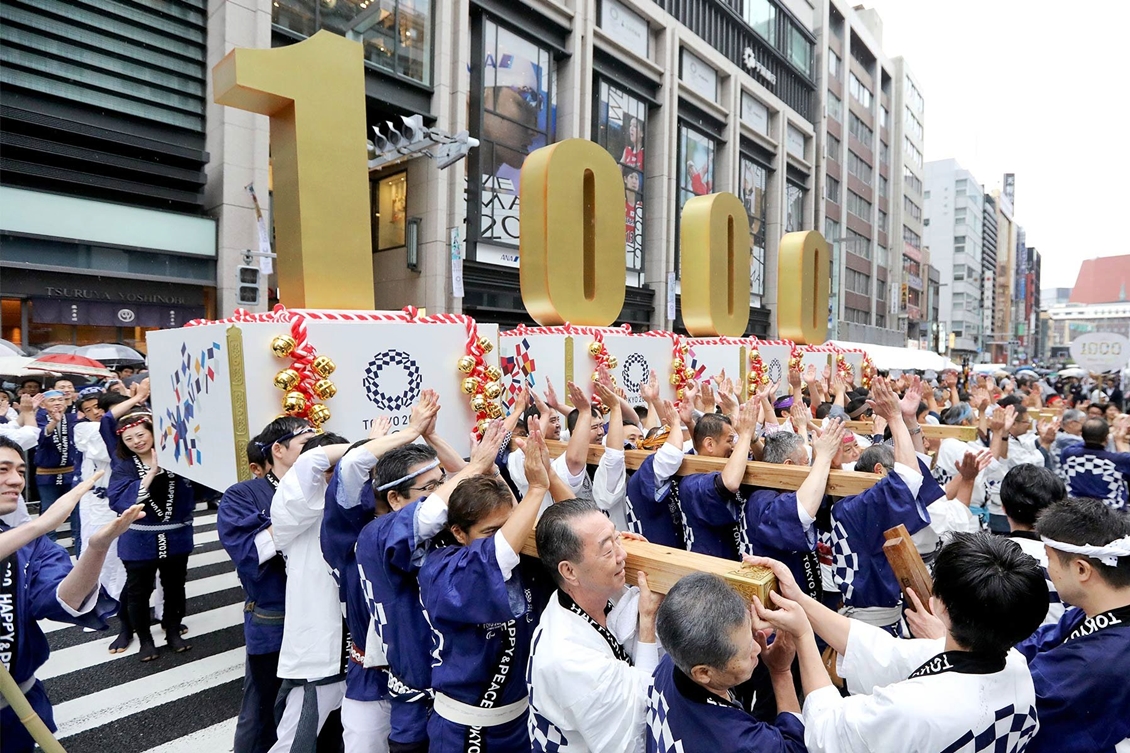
[375,458,441,492]
[1041,535,1130,567]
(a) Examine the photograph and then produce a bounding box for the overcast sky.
[863,0,1127,291]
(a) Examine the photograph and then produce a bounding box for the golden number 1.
[777,231,831,344]
[520,139,626,326]
[212,31,374,309]
[680,192,751,337]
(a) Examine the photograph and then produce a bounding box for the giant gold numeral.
[777,231,830,344]
[680,192,751,337]
[213,31,374,309]
[520,139,626,326]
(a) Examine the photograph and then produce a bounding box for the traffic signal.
[237,265,260,305]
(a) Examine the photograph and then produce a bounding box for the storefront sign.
[742,48,777,86]
[680,49,717,103]
[741,93,770,136]
[601,0,649,59]
[786,125,806,159]
[32,298,204,328]
[1069,332,1129,373]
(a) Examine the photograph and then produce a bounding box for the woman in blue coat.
[106,410,195,661]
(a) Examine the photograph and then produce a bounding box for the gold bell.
[476,419,491,435]
[760,376,770,385]
[669,373,682,386]
[672,358,684,372]
[271,335,297,358]
[591,372,601,382]
[477,336,495,354]
[679,342,690,355]
[313,378,337,400]
[471,395,488,412]
[607,356,618,370]
[484,364,503,382]
[599,402,611,415]
[486,402,503,419]
[588,341,603,357]
[274,368,301,391]
[283,391,307,416]
[750,351,762,362]
[312,356,336,378]
[308,403,331,426]
[676,388,685,400]
[683,367,695,380]
[461,377,480,395]
[484,382,503,399]
[457,355,477,374]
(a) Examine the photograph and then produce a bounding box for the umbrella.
[1056,367,1087,379]
[37,344,79,355]
[0,341,22,358]
[26,353,115,379]
[0,356,38,379]
[74,343,145,363]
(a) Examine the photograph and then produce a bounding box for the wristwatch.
[907,425,922,436]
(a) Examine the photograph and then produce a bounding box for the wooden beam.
[521,535,777,605]
[812,419,978,443]
[543,440,880,496]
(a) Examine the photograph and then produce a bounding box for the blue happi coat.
[34,408,77,485]
[677,472,744,559]
[646,654,806,753]
[1060,443,1130,510]
[744,488,822,599]
[419,536,549,752]
[0,526,115,752]
[322,467,388,702]
[217,477,286,655]
[1016,603,1130,753]
[625,454,685,549]
[355,497,437,744]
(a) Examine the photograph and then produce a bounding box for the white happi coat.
[73,421,125,599]
[592,447,628,532]
[527,587,658,753]
[271,447,345,681]
[804,621,1038,753]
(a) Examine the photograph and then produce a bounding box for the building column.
[204,0,273,317]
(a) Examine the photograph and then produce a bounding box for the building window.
[954,207,966,224]
[848,72,872,108]
[845,268,871,295]
[879,140,889,165]
[877,209,888,234]
[275,0,434,85]
[847,150,872,185]
[876,312,886,328]
[596,79,648,284]
[955,178,967,195]
[828,50,840,79]
[826,91,843,122]
[903,166,922,195]
[877,244,888,266]
[473,18,556,265]
[903,137,923,168]
[903,196,922,222]
[741,156,769,299]
[903,107,923,141]
[906,79,924,113]
[879,174,888,198]
[879,105,888,130]
[786,181,806,233]
[787,24,813,77]
[827,132,841,159]
[743,0,776,45]
[848,112,873,148]
[903,225,921,251]
[954,267,965,281]
[845,306,871,324]
[826,175,841,203]
[677,123,716,274]
[825,218,841,243]
[847,190,871,221]
[847,228,871,259]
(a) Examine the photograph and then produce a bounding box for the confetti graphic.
[160,341,222,466]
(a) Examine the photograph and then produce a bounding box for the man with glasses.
[219,416,314,753]
[984,397,1045,534]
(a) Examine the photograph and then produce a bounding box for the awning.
[830,340,961,372]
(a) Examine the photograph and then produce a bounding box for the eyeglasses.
[408,473,447,494]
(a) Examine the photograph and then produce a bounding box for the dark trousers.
[123,554,189,642]
[35,476,73,545]
[234,651,283,753]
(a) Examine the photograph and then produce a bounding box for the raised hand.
[789,402,810,435]
[698,381,716,413]
[408,389,440,437]
[905,588,945,640]
[368,416,392,439]
[640,370,660,404]
[1001,404,1017,433]
[592,380,619,413]
[755,624,797,676]
[88,504,146,552]
[804,364,818,386]
[865,378,900,421]
[469,419,507,472]
[733,399,758,437]
[681,379,699,409]
[957,449,992,481]
[743,554,804,602]
[812,417,846,460]
[1037,418,1058,446]
[788,365,802,390]
[566,381,589,413]
[522,418,551,491]
[716,379,738,419]
[751,592,813,639]
[899,375,923,418]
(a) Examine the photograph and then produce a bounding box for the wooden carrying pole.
[521,535,777,606]
[0,664,67,753]
[543,441,881,497]
[811,419,978,443]
[882,524,934,613]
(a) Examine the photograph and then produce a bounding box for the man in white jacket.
[526,498,662,753]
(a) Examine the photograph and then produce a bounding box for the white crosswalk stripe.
[32,504,251,753]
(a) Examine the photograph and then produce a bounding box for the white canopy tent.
[829,340,961,373]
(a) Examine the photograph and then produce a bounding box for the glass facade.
[596,80,649,287]
[676,123,716,276]
[741,156,769,300]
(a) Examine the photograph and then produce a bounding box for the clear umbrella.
[38,344,80,355]
[0,339,24,357]
[74,343,146,363]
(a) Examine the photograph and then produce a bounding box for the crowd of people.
[2,359,1129,753]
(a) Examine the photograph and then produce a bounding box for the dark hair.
[932,532,1048,655]
[996,394,1023,410]
[566,406,602,434]
[0,435,26,460]
[98,392,128,412]
[1036,497,1130,588]
[301,431,349,453]
[916,401,929,419]
[814,402,834,419]
[1081,417,1110,446]
[692,413,732,452]
[77,393,102,411]
[634,405,649,422]
[1000,465,1065,526]
[536,498,601,586]
[657,573,748,675]
[252,417,311,467]
[846,396,871,418]
[857,443,894,473]
[447,476,513,539]
[115,410,154,459]
[246,438,265,467]
[372,444,438,505]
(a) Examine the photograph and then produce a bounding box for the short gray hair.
[535,498,601,586]
[857,443,894,473]
[656,573,748,674]
[762,432,805,465]
[1062,409,1085,425]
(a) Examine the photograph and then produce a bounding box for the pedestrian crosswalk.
[36,503,246,753]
